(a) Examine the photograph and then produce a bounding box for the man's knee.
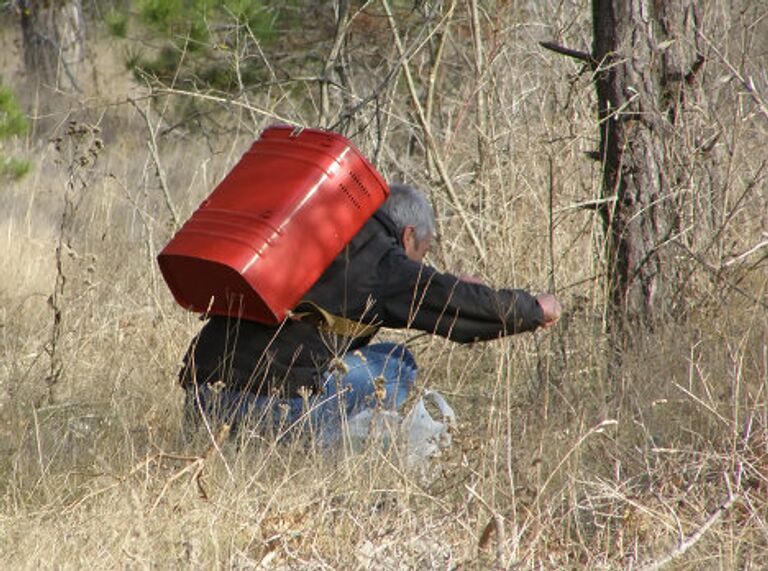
[327,343,418,412]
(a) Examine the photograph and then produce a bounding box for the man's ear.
[401,226,416,251]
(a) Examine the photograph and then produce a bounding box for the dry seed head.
[373,376,387,403]
[208,379,225,394]
[328,357,349,375]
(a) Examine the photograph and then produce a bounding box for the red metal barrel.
[157,126,389,324]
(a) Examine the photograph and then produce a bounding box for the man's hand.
[459,273,485,285]
[536,294,561,328]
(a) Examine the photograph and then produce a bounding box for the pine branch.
[539,41,595,66]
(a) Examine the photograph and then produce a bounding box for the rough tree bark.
[16,0,86,90]
[591,0,702,347]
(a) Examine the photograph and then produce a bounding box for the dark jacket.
[180,211,544,396]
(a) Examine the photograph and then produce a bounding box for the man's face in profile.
[403,226,432,263]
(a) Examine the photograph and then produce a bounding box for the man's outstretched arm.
[377,251,561,342]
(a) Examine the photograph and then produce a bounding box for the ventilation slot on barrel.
[339,182,362,210]
[348,170,372,203]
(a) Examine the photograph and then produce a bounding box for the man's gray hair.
[379,183,436,243]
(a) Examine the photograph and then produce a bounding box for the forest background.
[0,0,766,568]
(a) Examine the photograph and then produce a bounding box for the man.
[181,184,561,443]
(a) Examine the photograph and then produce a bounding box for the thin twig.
[555,195,617,214]
[671,240,768,310]
[722,236,768,267]
[424,0,456,178]
[636,494,739,571]
[697,32,768,123]
[129,98,181,230]
[319,0,350,128]
[468,484,506,569]
[547,155,556,292]
[233,27,259,132]
[534,419,617,508]
[469,0,488,166]
[381,0,487,261]
[153,87,301,127]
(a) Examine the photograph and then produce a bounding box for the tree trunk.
[592,0,701,348]
[16,0,86,90]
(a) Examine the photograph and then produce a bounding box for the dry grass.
[1,2,767,569]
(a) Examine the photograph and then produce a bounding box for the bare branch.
[539,41,595,66]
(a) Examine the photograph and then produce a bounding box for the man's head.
[380,184,435,262]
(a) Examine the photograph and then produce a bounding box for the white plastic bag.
[401,390,456,465]
[345,390,456,464]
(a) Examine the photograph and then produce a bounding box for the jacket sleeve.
[376,250,544,342]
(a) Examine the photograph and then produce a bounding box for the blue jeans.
[185,342,417,445]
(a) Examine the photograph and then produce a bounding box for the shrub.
[0,85,30,180]
[0,86,29,139]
